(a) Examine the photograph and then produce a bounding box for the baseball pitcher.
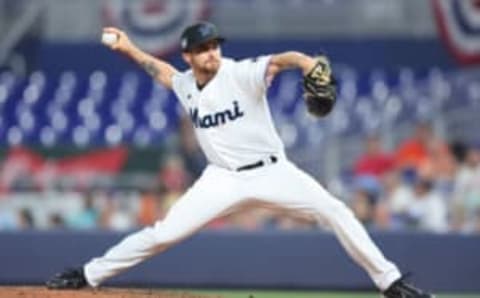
[46,22,433,298]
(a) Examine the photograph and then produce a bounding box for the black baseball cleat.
[383,276,435,298]
[46,267,88,289]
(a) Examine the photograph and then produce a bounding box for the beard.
[198,58,220,75]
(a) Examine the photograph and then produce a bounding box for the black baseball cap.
[180,22,225,52]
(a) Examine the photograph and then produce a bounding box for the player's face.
[184,40,222,74]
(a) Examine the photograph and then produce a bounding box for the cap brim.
[184,36,226,52]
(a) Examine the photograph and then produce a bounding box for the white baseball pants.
[84,159,401,290]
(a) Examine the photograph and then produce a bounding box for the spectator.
[156,155,190,217]
[452,142,480,231]
[353,134,394,178]
[17,208,35,229]
[137,187,163,226]
[418,139,457,192]
[350,175,383,229]
[373,201,392,231]
[394,121,434,172]
[48,213,65,229]
[394,121,455,198]
[158,154,190,193]
[101,196,136,231]
[382,170,414,220]
[351,189,377,228]
[66,193,100,230]
[406,178,448,233]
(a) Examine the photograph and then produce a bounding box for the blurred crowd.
[345,121,480,234]
[0,120,479,234]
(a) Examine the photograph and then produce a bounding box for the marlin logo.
[189,101,245,129]
[199,25,211,37]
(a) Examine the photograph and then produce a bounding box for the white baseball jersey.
[171,56,285,170]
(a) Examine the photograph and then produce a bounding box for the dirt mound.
[0,286,221,298]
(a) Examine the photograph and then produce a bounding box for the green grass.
[191,289,480,298]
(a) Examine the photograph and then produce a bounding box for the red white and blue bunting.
[433,0,480,65]
[102,0,209,56]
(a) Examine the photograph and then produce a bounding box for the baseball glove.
[303,55,336,117]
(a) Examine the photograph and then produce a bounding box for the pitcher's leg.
[84,225,166,287]
[254,161,401,291]
[84,166,242,287]
[311,194,400,290]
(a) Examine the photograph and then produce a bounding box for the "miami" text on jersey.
[189,101,244,129]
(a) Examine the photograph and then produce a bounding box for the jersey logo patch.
[189,101,245,129]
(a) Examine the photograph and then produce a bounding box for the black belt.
[236,156,278,171]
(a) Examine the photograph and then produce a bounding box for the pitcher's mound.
[0,286,220,298]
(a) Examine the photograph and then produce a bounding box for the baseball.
[101,32,118,45]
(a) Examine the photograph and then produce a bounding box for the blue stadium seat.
[0,68,476,147]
